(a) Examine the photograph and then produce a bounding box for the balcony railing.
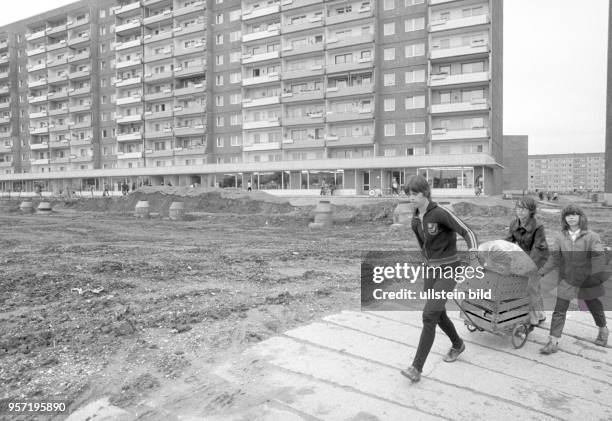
[242,4,280,21]
[242,96,280,108]
[115,38,142,51]
[325,57,373,73]
[173,84,205,96]
[282,65,324,80]
[143,10,173,26]
[326,6,373,26]
[428,71,490,87]
[280,0,323,11]
[326,33,374,50]
[114,1,141,15]
[282,42,323,57]
[242,118,280,130]
[69,86,91,96]
[283,113,324,126]
[325,135,374,147]
[325,109,373,122]
[115,76,142,87]
[30,126,49,134]
[116,20,142,33]
[282,138,325,149]
[67,17,90,28]
[28,78,47,88]
[67,35,90,46]
[143,31,173,44]
[117,132,143,142]
[243,141,281,152]
[281,90,324,103]
[242,26,280,43]
[68,51,90,62]
[174,1,205,17]
[117,57,143,69]
[116,114,143,123]
[429,41,489,60]
[242,50,280,64]
[46,24,68,36]
[431,127,489,141]
[144,109,173,120]
[29,110,48,119]
[242,73,280,86]
[117,151,144,160]
[174,63,206,77]
[429,14,490,32]
[27,46,46,57]
[28,95,48,104]
[173,124,205,135]
[174,105,205,116]
[430,99,489,114]
[26,30,46,41]
[173,23,205,36]
[116,95,143,105]
[326,83,374,98]
[282,15,323,34]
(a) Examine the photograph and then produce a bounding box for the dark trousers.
[412,264,463,372]
[550,297,607,338]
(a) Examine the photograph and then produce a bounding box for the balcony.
[242,4,280,21]
[281,90,324,103]
[70,138,92,146]
[49,90,68,100]
[174,105,205,116]
[243,141,281,152]
[0,55,8,65]
[242,96,280,108]
[0,131,10,138]
[284,113,324,125]
[117,132,142,142]
[29,110,48,119]
[242,118,280,130]
[174,145,206,155]
[282,138,325,149]
[68,51,90,63]
[26,30,46,41]
[28,62,47,72]
[46,24,67,36]
[144,50,173,63]
[116,95,143,105]
[116,38,142,51]
[143,31,173,44]
[47,40,68,52]
[143,10,173,26]
[31,158,50,165]
[46,57,69,68]
[117,57,143,69]
[431,127,489,141]
[144,109,173,120]
[325,135,374,147]
[0,86,9,95]
[69,103,91,112]
[429,71,490,87]
[326,83,374,98]
[0,40,7,50]
[49,140,70,148]
[28,78,47,88]
[48,107,69,116]
[174,63,206,77]
[281,0,323,11]
[0,160,12,167]
[116,20,142,34]
[174,43,205,56]
[117,114,143,124]
[326,33,374,50]
[29,95,48,104]
[67,17,90,29]
[0,143,11,152]
[325,57,373,73]
[27,46,46,57]
[145,149,173,158]
[67,35,90,47]
[242,26,280,43]
[282,42,323,57]
[430,41,489,60]
[145,129,173,139]
[430,99,489,114]
[145,89,173,101]
[429,14,490,32]
[115,1,141,15]
[69,86,91,96]
[116,76,142,87]
[173,84,205,96]
[117,151,144,160]
[325,110,373,122]
[0,71,8,80]
[174,1,205,17]
[144,70,173,82]
[144,0,166,5]
[0,102,9,109]
[282,16,323,34]
[326,6,373,26]
[242,73,279,86]
[48,74,69,84]
[429,0,461,4]
[73,121,92,129]
[70,155,92,163]
[49,124,70,132]
[0,116,10,124]
[173,125,205,136]
[30,126,49,134]
[282,65,324,80]
[173,23,205,36]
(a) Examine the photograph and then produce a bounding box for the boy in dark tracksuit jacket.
[401,176,478,383]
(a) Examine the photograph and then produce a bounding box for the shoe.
[400,366,421,383]
[537,316,546,325]
[443,342,465,362]
[539,340,558,355]
[595,327,609,347]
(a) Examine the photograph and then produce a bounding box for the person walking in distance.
[247,180,252,192]
[401,175,479,383]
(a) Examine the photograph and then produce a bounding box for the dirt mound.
[63,187,297,216]
[451,201,512,217]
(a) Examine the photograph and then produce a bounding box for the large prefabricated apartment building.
[0,0,502,195]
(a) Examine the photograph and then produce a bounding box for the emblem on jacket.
[427,222,439,235]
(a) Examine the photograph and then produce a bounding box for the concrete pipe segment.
[169,202,185,221]
[308,200,332,229]
[19,201,34,214]
[135,201,150,219]
[36,202,52,214]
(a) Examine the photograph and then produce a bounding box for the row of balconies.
[115,0,204,17]
[116,125,205,142]
[28,70,90,88]
[25,18,89,42]
[242,1,372,24]
[26,36,90,56]
[29,139,93,151]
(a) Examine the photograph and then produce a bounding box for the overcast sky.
[1,0,609,155]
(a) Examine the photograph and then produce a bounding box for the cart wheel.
[511,324,529,349]
[466,324,478,332]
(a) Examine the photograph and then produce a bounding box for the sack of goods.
[477,240,537,276]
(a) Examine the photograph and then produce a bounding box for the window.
[230,114,240,125]
[216,137,224,147]
[215,13,223,24]
[230,51,241,63]
[405,95,425,109]
[405,17,425,32]
[384,0,395,10]
[405,68,426,83]
[215,34,223,45]
[384,73,395,86]
[216,55,224,65]
[230,135,241,146]
[405,0,424,5]
[405,121,426,135]
[384,148,397,157]
[230,72,241,83]
[230,31,241,42]
[215,95,224,106]
[216,116,224,126]
[405,43,425,57]
[384,22,395,36]
[215,74,223,86]
[384,48,395,61]
[384,124,395,137]
[229,9,241,21]
[384,98,395,112]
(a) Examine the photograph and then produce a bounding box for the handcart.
[456,269,532,349]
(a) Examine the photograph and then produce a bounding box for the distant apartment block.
[528,153,605,192]
[0,0,503,196]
